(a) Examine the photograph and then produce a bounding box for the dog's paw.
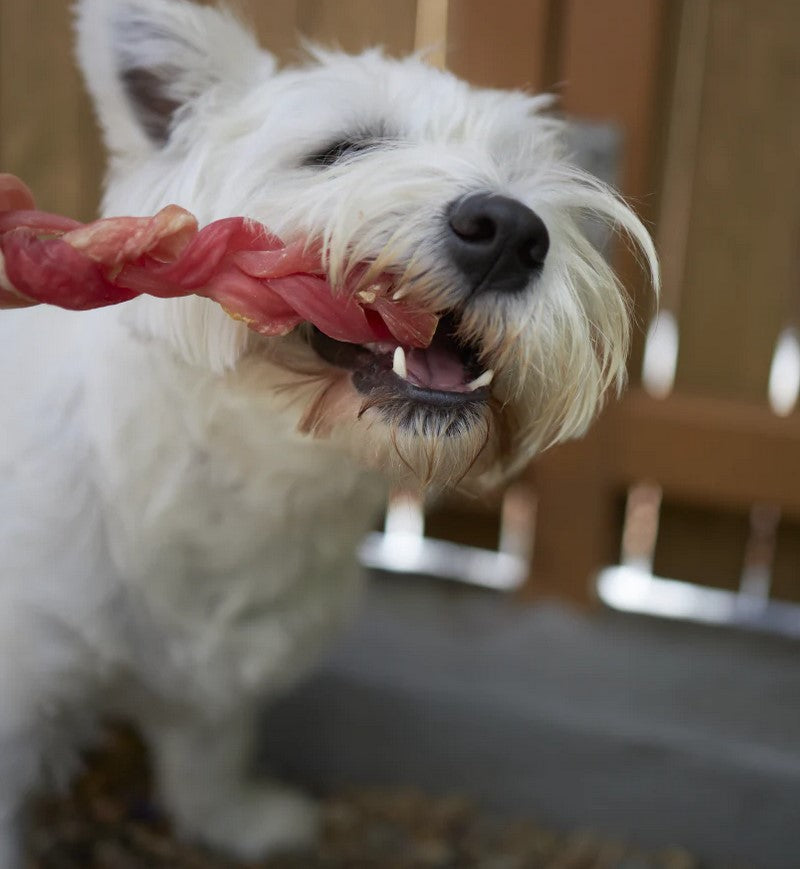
[185,784,319,860]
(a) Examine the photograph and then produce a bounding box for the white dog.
[0,0,657,864]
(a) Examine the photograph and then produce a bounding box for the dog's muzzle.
[447,193,549,296]
[298,196,549,432]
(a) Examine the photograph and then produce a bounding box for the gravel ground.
[26,728,708,869]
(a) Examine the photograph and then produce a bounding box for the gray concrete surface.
[259,573,800,869]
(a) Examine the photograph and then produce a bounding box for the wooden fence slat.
[296,0,418,56]
[773,521,800,603]
[446,0,556,92]
[557,0,669,384]
[525,0,670,603]
[1,0,102,221]
[675,0,800,400]
[558,0,667,205]
[523,428,621,604]
[415,0,448,67]
[654,0,711,316]
[239,1,302,63]
[654,0,800,595]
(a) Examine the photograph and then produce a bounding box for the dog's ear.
[75,0,273,156]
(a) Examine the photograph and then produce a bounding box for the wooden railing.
[525,0,800,613]
[527,390,800,601]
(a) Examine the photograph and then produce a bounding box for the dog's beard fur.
[78,1,658,494]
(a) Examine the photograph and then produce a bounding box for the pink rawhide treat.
[0,173,436,348]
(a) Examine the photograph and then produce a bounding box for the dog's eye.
[304,138,381,168]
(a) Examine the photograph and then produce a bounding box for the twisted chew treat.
[0,173,436,348]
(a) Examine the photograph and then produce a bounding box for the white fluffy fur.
[0,1,657,863]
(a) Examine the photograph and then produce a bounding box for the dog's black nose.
[447,193,549,295]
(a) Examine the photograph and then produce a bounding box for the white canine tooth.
[392,346,408,379]
[467,369,494,391]
[357,289,376,303]
[392,287,409,301]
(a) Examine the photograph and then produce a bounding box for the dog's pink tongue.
[406,344,468,391]
[0,198,437,348]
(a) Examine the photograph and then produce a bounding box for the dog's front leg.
[0,685,76,869]
[142,705,319,859]
[0,612,93,869]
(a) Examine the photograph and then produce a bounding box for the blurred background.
[3,1,800,867]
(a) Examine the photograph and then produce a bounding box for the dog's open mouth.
[309,312,493,408]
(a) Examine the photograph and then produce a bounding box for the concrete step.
[259,574,800,869]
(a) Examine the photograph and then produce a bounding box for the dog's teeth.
[467,370,494,391]
[392,346,408,379]
[357,289,376,303]
[392,287,408,301]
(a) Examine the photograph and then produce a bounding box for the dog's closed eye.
[304,137,387,168]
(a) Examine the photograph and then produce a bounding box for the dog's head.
[76,0,657,491]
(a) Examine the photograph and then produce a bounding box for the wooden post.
[0,0,103,221]
[523,420,622,605]
[520,0,670,605]
[446,0,557,91]
[415,0,449,67]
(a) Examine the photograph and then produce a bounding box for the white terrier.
[0,0,657,863]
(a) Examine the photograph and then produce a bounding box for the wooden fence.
[523,0,800,608]
[2,1,798,609]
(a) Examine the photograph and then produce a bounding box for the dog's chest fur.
[101,328,385,703]
[1,306,384,709]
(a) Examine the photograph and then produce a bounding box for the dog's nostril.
[450,213,497,245]
[519,235,549,270]
[447,193,549,295]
